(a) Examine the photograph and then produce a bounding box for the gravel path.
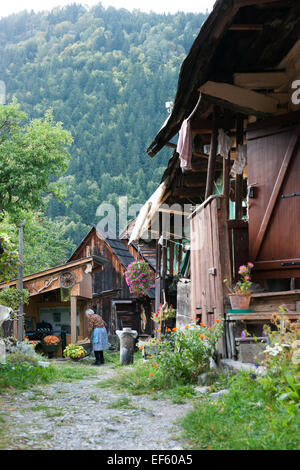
[0,362,194,450]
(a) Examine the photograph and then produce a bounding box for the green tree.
[1,211,75,276]
[0,100,73,221]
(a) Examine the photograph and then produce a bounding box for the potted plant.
[41,335,61,358]
[63,344,86,361]
[151,290,176,333]
[224,262,254,310]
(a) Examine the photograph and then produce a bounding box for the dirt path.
[0,363,194,450]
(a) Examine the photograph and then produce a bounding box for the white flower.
[265,343,283,356]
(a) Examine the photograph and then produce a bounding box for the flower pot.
[228,294,251,310]
[41,342,61,359]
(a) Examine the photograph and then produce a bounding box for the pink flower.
[238,265,247,274]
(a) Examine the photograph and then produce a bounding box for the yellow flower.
[157,327,161,332]
[198,334,204,339]
[185,325,189,329]
[150,373,154,377]
[139,346,143,350]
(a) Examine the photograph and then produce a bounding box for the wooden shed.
[140,0,300,359]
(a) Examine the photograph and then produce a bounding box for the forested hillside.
[0,3,207,245]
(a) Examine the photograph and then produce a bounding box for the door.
[247,114,300,280]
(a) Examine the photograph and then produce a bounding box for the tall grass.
[181,371,300,450]
[0,361,98,393]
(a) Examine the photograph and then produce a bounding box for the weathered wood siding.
[190,196,231,332]
[70,231,131,300]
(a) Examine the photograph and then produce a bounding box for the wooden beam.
[234,72,288,90]
[71,295,78,344]
[205,107,218,199]
[158,207,191,216]
[166,142,177,149]
[229,24,263,31]
[199,81,278,115]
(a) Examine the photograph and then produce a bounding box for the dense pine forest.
[0,3,208,247]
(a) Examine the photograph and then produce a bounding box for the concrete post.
[116,328,138,365]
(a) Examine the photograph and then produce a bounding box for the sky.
[0,0,215,19]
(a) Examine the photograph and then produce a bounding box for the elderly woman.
[85,309,108,365]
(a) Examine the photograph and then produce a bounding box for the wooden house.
[68,226,155,338]
[0,225,156,356]
[131,0,300,360]
[0,256,105,354]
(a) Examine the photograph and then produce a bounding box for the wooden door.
[247,114,300,280]
[190,196,231,327]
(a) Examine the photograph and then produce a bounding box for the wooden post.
[17,221,25,341]
[223,149,231,220]
[205,106,219,200]
[70,296,77,344]
[155,211,163,313]
[235,114,244,220]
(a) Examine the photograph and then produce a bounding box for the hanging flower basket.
[124,261,154,297]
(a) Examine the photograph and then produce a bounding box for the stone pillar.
[0,339,5,363]
[116,328,138,365]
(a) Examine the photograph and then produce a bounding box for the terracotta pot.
[228,294,251,310]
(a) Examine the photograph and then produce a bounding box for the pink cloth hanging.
[177,119,193,170]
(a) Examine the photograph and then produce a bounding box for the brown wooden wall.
[247,114,300,280]
[70,230,131,300]
[190,196,231,335]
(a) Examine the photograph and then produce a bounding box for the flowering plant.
[224,262,253,295]
[145,319,223,383]
[63,344,86,359]
[261,305,300,368]
[24,336,39,349]
[43,335,60,345]
[124,261,154,297]
[151,303,176,323]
